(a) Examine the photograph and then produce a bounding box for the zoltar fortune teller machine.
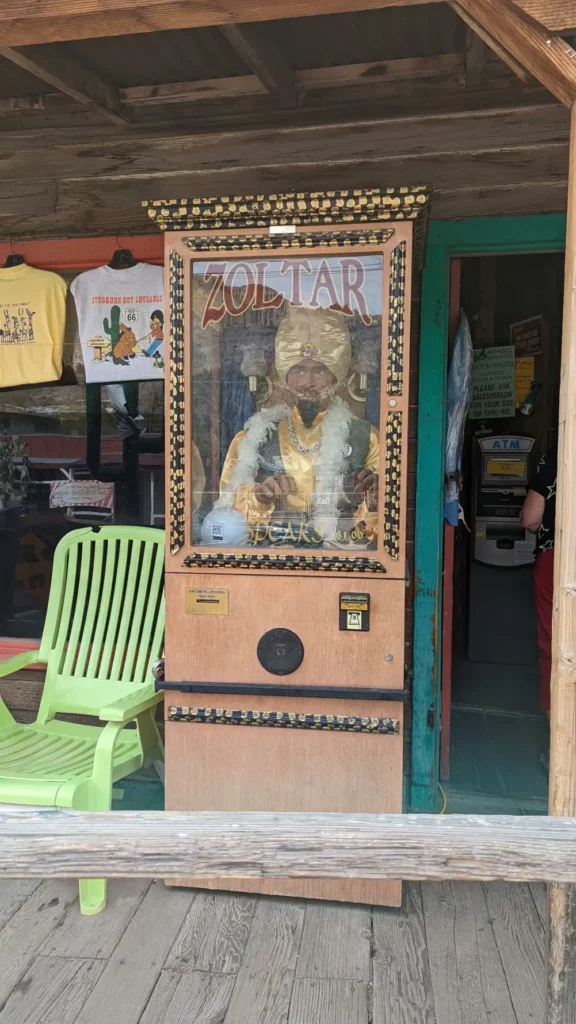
[145,188,430,907]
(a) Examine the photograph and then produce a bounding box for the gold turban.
[275,306,351,385]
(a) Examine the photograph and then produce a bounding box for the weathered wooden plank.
[0,0,445,47]
[140,970,235,1024]
[165,890,257,974]
[288,979,369,1024]
[71,881,194,1024]
[0,879,41,930]
[120,54,466,107]
[0,101,568,179]
[295,903,371,981]
[422,882,517,1024]
[0,137,563,233]
[0,880,78,1007]
[4,810,576,883]
[464,27,488,91]
[0,956,106,1024]
[530,880,547,925]
[482,882,545,1024]
[0,178,57,215]
[372,883,436,1024]
[222,897,305,1024]
[547,91,576,1024]
[0,44,129,124]
[57,142,568,200]
[432,180,568,219]
[40,879,151,959]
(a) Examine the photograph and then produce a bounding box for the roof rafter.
[219,23,298,106]
[450,4,530,84]
[454,0,576,107]
[0,43,130,124]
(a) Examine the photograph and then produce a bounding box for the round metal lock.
[389,399,397,408]
[257,628,304,676]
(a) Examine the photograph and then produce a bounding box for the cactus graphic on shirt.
[103,305,122,356]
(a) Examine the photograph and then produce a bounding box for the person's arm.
[520,490,545,533]
[521,450,553,534]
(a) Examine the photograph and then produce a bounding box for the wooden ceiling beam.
[118,54,466,108]
[450,4,530,83]
[0,0,445,47]
[0,44,130,124]
[219,24,298,105]
[454,0,576,107]
[512,1,576,34]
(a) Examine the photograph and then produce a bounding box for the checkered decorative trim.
[167,706,399,733]
[384,412,402,560]
[183,552,386,573]
[169,250,185,554]
[387,241,407,396]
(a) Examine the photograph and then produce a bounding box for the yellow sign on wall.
[515,356,535,408]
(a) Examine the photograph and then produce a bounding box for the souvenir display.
[148,188,430,907]
[70,262,165,383]
[0,263,67,388]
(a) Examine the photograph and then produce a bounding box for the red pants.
[534,548,554,712]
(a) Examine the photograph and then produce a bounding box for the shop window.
[0,267,164,640]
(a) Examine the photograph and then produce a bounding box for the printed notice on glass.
[469,346,515,420]
[49,480,114,509]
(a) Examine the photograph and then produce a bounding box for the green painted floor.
[442,655,549,815]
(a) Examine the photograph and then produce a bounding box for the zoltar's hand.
[353,469,379,512]
[254,473,298,508]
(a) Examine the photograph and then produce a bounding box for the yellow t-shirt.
[0,264,67,388]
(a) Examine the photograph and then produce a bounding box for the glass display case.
[190,253,383,552]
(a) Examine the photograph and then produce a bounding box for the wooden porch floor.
[0,877,546,1023]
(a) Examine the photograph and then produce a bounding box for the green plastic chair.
[0,526,165,915]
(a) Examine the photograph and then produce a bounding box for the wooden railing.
[1,808,575,882]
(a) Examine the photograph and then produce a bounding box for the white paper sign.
[469,346,515,420]
[49,480,114,509]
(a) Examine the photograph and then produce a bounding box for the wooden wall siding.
[0,96,570,240]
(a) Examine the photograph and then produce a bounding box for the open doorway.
[442,251,564,814]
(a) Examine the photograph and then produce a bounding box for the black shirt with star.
[529,449,557,553]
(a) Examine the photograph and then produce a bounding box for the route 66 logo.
[123,307,139,325]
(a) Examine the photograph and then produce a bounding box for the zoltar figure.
[215,306,379,549]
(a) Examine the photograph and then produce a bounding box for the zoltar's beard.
[297,398,322,428]
[294,388,335,428]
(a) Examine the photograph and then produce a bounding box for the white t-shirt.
[70,263,165,383]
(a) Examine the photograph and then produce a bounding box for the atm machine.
[468,435,538,664]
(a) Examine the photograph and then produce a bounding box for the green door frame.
[410,213,567,811]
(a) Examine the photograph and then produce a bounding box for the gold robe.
[220,407,379,542]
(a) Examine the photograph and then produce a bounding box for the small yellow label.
[185,588,229,615]
[340,595,368,611]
